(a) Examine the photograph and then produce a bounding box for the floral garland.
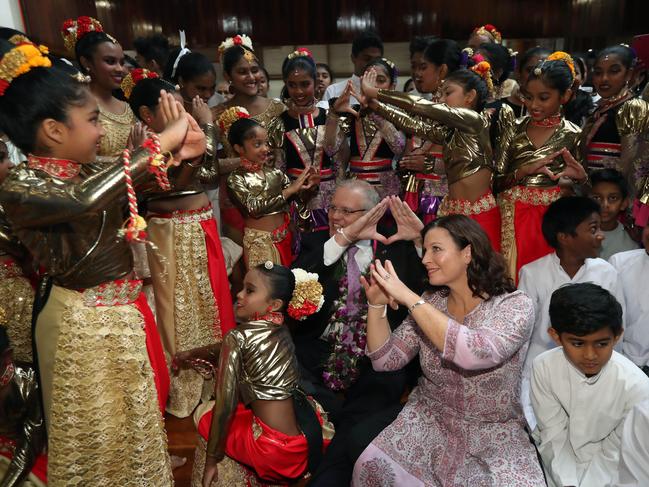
[218,34,254,55]
[217,106,250,135]
[121,68,158,100]
[288,47,313,60]
[471,60,495,97]
[473,24,502,44]
[288,268,324,320]
[61,16,113,53]
[0,42,51,96]
[322,260,369,391]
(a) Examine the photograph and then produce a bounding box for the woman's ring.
[384,274,391,280]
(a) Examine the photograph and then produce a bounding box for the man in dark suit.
[290,180,424,485]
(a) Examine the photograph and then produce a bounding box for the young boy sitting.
[609,224,649,375]
[531,283,649,487]
[519,196,626,429]
[590,169,639,260]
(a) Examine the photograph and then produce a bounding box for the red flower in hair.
[288,300,318,320]
[297,47,312,57]
[236,110,250,119]
[0,80,10,96]
[472,53,486,64]
[233,35,243,45]
[484,24,497,32]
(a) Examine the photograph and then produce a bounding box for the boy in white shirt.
[519,196,626,428]
[609,225,649,375]
[590,169,639,260]
[531,283,649,487]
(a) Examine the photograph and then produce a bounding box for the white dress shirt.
[615,399,649,486]
[323,235,373,272]
[322,75,361,106]
[531,348,649,487]
[518,252,627,429]
[609,249,649,367]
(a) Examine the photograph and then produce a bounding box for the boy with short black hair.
[531,283,649,487]
[321,30,384,106]
[519,196,626,428]
[590,168,639,260]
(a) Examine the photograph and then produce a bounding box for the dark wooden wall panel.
[19,0,647,56]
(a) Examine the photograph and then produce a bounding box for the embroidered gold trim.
[438,192,497,217]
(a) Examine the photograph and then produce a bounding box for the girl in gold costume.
[212,35,286,246]
[361,57,503,251]
[495,52,587,279]
[123,69,237,418]
[581,44,649,228]
[0,139,33,364]
[268,49,336,232]
[325,58,405,200]
[174,262,333,486]
[225,115,314,269]
[0,39,205,486]
[61,17,136,165]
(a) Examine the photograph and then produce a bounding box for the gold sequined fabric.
[96,104,136,164]
[438,191,497,217]
[227,168,290,218]
[191,437,284,487]
[36,284,172,486]
[0,274,34,363]
[243,227,283,269]
[147,212,221,418]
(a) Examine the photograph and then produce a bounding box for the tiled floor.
[166,413,198,487]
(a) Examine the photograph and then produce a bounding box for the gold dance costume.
[0,154,173,486]
[0,363,46,487]
[144,123,236,418]
[95,103,136,165]
[580,95,649,226]
[372,90,501,250]
[325,109,405,199]
[192,318,334,484]
[495,107,583,278]
[213,100,286,244]
[0,206,33,363]
[227,167,293,268]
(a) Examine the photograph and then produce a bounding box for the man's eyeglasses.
[328,205,367,216]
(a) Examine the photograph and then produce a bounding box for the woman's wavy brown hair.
[422,215,515,298]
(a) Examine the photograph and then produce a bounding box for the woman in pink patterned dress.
[352,210,544,486]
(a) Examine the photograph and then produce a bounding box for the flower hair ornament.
[473,24,502,44]
[61,16,117,53]
[288,47,313,60]
[217,106,250,135]
[0,41,51,96]
[471,60,495,96]
[121,68,159,99]
[287,268,325,321]
[533,51,576,81]
[218,34,256,64]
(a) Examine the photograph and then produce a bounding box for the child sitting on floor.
[531,283,649,487]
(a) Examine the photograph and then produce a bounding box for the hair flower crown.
[121,68,159,99]
[534,51,576,80]
[0,41,52,97]
[470,60,495,96]
[217,106,250,135]
[473,24,502,44]
[218,34,254,55]
[61,16,116,52]
[288,268,325,321]
[288,47,313,60]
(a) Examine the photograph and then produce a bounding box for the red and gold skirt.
[498,186,561,282]
[243,213,293,269]
[147,205,235,418]
[35,279,172,486]
[438,191,502,252]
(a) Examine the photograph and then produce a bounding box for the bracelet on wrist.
[408,299,426,314]
[368,302,387,318]
[336,227,354,244]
